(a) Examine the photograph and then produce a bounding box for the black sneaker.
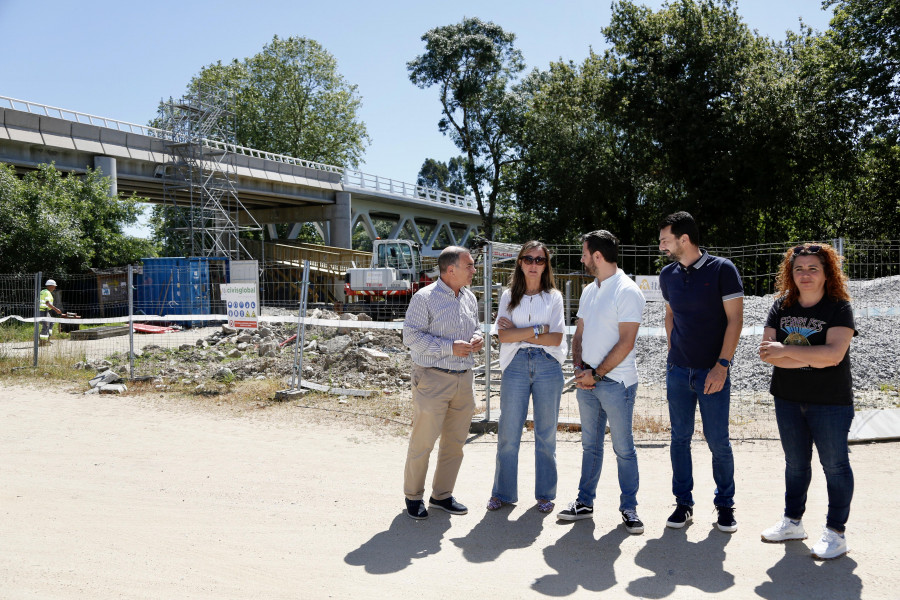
[666,504,693,529]
[557,501,594,521]
[716,506,737,533]
[405,498,428,520]
[621,509,645,534]
[428,496,468,515]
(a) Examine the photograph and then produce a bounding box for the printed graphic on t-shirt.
[779,315,825,346]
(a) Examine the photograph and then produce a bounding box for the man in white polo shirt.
[557,230,646,535]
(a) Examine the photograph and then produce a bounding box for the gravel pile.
[634,276,900,399]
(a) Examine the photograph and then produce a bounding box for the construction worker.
[40,279,63,344]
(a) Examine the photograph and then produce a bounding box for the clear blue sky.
[0,0,833,236]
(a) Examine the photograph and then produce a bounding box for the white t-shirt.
[491,288,567,371]
[576,269,645,387]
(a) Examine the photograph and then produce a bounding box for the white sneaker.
[811,526,848,560]
[761,516,807,542]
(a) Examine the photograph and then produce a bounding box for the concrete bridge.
[0,96,481,256]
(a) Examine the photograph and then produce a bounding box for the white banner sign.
[220,283,259,329]
[634,275,664,302]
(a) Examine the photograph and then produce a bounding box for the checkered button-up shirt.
[403,278,480,370]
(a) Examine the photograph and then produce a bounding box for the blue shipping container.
[135,257,227,327]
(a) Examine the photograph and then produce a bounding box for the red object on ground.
[132,323,178,334]
[279,334,297,348]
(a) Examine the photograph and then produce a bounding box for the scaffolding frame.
[158,87,262,259]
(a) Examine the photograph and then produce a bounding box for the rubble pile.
[77,279,898,406]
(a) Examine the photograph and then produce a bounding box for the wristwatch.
[717,358,731,369]
[591,368,603,382]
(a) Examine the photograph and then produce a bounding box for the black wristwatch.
[717,358,731,369]
[591,368,603,382]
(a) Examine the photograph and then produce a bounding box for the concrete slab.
[70,122,105,153]
[3,109,41,132]
[275,388,308,400]
[233,165,255,179]
[849,408,900,442]
[300,380,330,393]
[6,126,43,145]
[125,133,155,162]
[40,133,76,151]
[127,148,153,162]
[470,415,498,434]
[329,387,375,397]
[72,137,105,153]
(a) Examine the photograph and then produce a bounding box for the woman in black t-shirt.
[758,243,856,560]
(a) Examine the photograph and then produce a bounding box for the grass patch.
[80,322,127,329]
[632,413,671,434]
[0,351,95,383]
[122,377,414,435]
[0,321,39,343]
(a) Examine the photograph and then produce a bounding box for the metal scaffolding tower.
[158,88,262,259]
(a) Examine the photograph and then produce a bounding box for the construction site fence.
[1,238,898,441]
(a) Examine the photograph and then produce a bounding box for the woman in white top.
[487,241,567,513]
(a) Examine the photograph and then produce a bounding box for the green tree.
[0,163,156,275]
[603,0,799,244]
[408,18,526,239]
[815,0,900,238]
[514,0,829,247]
[826,0,900,133]
[152,36,371,251]
[514,54,659,245]
[416,156,468,196]
[175,35,370,167]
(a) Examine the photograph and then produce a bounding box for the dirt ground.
[1,383,897,599]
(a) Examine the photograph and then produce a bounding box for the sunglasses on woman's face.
[520,255,547,265]
[793,244,821,255]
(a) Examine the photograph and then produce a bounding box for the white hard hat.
[45,279,57,286]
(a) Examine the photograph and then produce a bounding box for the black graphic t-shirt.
[765,296,857,405]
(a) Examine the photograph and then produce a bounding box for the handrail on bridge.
[0,95,479,212]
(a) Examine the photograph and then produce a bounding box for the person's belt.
[430,366,470,374]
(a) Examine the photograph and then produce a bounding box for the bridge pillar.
[330,192,352,249]
[93,156,117,196]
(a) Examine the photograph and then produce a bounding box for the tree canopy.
[176,35,370,168]
[416,156,468,196]
[506,0,899,246]
[0,163,156,275]
[408,17,525,239]
[152,35,371,250]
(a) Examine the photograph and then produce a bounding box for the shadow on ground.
[344,511,452,574]
[626,523,734,598]
[532,519,630,596]
[449,503,548,563]
[754,542,861,600]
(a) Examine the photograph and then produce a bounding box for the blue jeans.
[774,398,854,532]
[667,363,735,508]
[575,377,639,511]
[492,348,563,503]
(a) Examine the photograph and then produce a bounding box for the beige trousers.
[403,365,476,501]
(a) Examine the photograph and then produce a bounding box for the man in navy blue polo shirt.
[658,211,743,533]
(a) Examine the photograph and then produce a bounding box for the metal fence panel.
[1,239,898,441]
